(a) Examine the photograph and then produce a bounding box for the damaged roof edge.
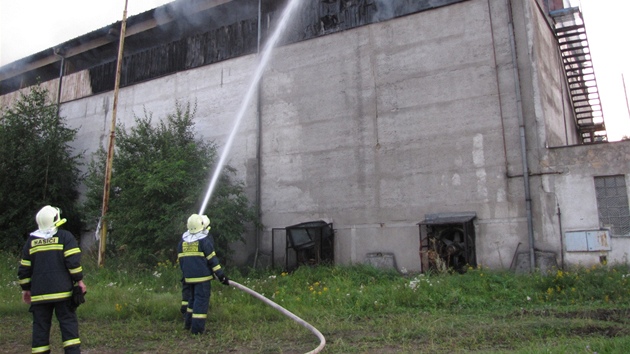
[0,0,233,81]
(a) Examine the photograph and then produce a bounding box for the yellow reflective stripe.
[63,338,81,347]
[206,251,216,260]
[212,265,222,272]
[185,276,212,283]
[30,244,63,254]
[19,278,31,285]
[64,248,81,257]
[69,266,83,274]
[21,259,31,266]
[32,345,50,353]
[187,308,193,313]
[192,313,207,319]
[181,301,188,306]
[31,291,72,303]
[178,252,204,258]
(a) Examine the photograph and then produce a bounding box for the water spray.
[198,0,301,215]
[197,0,326,352]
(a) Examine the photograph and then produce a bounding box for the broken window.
[595,175,630,236]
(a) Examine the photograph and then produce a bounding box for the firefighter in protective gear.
[180,215,213,317]
[177,213,229,334]
[18,205,86,354]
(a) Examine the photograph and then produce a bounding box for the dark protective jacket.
[178,233,225,283]
[17,229,83,304]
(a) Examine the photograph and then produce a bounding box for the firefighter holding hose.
[177,213,229,334]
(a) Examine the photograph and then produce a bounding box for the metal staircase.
[551,7,607,144]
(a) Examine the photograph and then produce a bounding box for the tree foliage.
[0,85,82,253]
[84,102,256,265]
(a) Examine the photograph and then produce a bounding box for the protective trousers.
[184,281,211,334]
[30,300,80,354]
[181,279,191,320]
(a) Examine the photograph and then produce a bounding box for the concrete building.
[1,0,629,272]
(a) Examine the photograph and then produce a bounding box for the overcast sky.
[1,0,629,140]
[0,0,173,65]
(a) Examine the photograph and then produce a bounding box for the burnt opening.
[419,212,477,273]
[1,0,469,96]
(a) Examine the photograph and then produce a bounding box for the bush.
[83,101,256,265]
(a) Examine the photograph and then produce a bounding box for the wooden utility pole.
[99,0,129,267]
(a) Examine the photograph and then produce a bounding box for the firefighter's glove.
[71,285,86,309]
[218,275,230,286]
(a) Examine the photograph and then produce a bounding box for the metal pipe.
[230,280,326,353]
[557,202,564,270]
[486,0,511,184]
[99,0,129,267]
[253,0,262,269]
[254,0,262,269]
[506,0,536,272]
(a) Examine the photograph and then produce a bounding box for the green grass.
[2,252,630,353]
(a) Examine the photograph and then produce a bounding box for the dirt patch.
[511,308,630,323]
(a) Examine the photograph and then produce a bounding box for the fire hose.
[229,280,326,354]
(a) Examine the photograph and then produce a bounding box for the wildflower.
[527,296,531,301]
[269,275,276,279]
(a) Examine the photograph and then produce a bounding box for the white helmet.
[201,215,210,231]
[36,205,62,232]
[187,214,204,234]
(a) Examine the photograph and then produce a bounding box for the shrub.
[83,101,256,265]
